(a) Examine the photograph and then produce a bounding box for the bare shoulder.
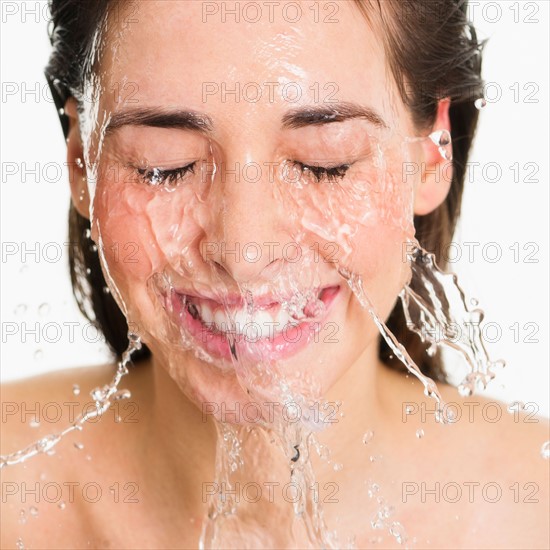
[1,364,122,454]
[0,363,146,549]
[387,369,549,548]
[437,383,549,466]
[436,384,550,548]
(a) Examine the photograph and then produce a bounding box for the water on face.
[3,11,538,547]
[3,122,511,550]
[1,109,511,549]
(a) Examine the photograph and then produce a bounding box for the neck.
[132,342,398,517]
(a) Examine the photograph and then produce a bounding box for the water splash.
[0,333,141,469]
[400,243,503,398]
[199,422,344,550]
[336,265,444,416]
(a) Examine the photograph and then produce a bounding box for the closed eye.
[136,162,196,187]
[291,161,351,183]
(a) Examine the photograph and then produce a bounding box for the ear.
[65,98,90,219]
[413,98,453,216]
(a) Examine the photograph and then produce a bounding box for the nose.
[199,145,292,283]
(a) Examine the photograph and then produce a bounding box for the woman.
[1,1,548,548]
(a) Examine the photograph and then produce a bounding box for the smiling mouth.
[183,287,337,336]
[165,285,341,361]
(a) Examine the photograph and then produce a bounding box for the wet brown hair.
[46,0,484,380]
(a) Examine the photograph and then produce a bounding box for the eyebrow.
[281,102,388,130]
[104,102,387,134]
[105,108,214,134]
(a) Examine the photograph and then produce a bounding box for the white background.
[1,1,548,417]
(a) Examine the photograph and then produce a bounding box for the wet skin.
[2,1,549,548]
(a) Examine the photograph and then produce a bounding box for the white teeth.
[275,307,299,331]
[254,310,275,338]
[188,297,304,338]
[199,304,214,326]
[233,308,249,332]
[214,309,226,332]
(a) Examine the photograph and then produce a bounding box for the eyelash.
[134,160,351,187]
[292,161,351,183]
[136,162,196,186]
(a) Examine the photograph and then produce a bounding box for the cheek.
[90,175,179,315]
[91,186,156,281]
[284,164,413,312]
[351,223,411,316]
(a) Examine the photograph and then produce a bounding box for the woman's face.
[78,0,427,422]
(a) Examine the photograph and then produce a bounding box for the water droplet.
[74,442,84,450]
[333,462,343,472]
[102,286,111,294]
[474,97,487,110]
[75,157,84,168]
[14,304,27,316]
[128,332,140,344]
[437,130,451,146]
[428,129,453,160]
[416,428,425,439]
[18,509,27,524]
[58,107,65,116]
[16,537,25,550]
[362,430,374,445]
[38,303,50,316]
[85,454,92,461]
[29,419,40,428]
[390,521,407,544]
[381,504,394,519]
[33,349,44,361]
[470,298,479,307]
[72,384,80,396]
[317,444,330,461]
[541,441,550,460]
[370,516,384,530]
[90,244,98,253]
[58,501,66,510]
[86,268,92,275]
[29,506,38,517]
[444,408,458,423]
[113,389,131,401]
[367,482,380,498]
[84,229,91,239]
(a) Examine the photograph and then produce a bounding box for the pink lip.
[167,286,341,362]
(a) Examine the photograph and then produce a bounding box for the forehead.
[98,0,403,128]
